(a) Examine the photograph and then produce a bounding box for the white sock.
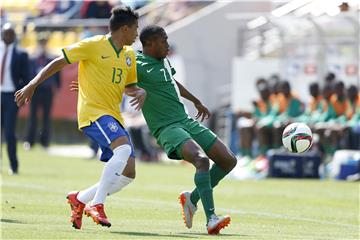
[77,175,134,204]
[77,183,98,204]
[91,144,131,206]
[107,175,133,195]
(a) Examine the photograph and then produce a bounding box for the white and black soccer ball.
[282,122,313,153]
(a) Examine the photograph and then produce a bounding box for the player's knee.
[228,153,237,171]
[218,153,237,173]
[193,155,210,171]
[122,157,136,178]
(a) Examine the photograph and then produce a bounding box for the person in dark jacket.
[1,23,30,175]
[24,37,60,150]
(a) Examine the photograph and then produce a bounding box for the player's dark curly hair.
[139,25,166,46]
[109,6,139,32]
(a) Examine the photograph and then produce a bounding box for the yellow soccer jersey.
[62,35,137,129]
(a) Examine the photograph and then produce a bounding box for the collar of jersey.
[107,36,122,58]
[138,51,163,63]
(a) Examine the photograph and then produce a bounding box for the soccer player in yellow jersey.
[15,6,146,229]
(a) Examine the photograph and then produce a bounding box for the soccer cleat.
[207,214,231,235]
[179,191,197,228]
[66,191,85,229]
[84,204,111,227]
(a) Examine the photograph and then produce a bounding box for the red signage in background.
[304,64,317,75]
[18,63,78,120]
[345,64,357,76]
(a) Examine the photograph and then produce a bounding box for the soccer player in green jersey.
[15,7,146,229]
[136,25,237,235]
[69,24,237,234]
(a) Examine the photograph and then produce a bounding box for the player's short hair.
[139,25,165,46]
[109,6,139,32]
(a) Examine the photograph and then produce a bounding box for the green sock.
[193,171,214,222]
[190,164,228,206]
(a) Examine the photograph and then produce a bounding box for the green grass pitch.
[1,145,359,239]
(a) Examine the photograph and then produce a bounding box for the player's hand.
[69,81,79,92]
[127,88,146,111]
[194,102,211,122]
[14,83,36,107]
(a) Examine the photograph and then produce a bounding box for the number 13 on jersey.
[112,67,122,84]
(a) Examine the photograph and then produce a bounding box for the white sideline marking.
[3,182,358,230]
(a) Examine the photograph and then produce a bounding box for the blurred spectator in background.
[346,85,360,149]
[80,0,113,19]
[79,0,113,37]
[23,36,60,150]
[326,81,350,153]
[1,23,30,175]
[1,9,9,23]
[37,0,81,19]
[313,81,349,158]
[37,0,58,17]
[307,82,323,115]
[268,74,281,98]
[330,81,348,121]
[297,82,323,126]
[313,83,334,156]
[325,72,336,85]
[272,80,304,148]
[324,72,336,91]
[253,80,279,157]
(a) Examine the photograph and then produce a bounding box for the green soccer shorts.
[155,117,217,160]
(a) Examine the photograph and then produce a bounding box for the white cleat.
[179,191,197,228]
[207,214,231,235]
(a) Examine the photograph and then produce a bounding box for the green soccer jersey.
[136,52,188,136]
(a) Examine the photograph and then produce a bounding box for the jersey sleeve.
[61,38,93,64]
[125,51,138,86]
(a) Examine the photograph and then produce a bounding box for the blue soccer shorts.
[82,115,135,162]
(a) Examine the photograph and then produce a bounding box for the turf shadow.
[110,231,194,238]
[180,232,247,237]
[1,218,25,224]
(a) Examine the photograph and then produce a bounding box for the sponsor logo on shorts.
[108,122,119,132]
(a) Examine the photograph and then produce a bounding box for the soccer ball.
[282,122,313,153]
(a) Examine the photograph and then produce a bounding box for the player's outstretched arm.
[124,85,147,111]
[15,56,68,107]
[175,80,211,121]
